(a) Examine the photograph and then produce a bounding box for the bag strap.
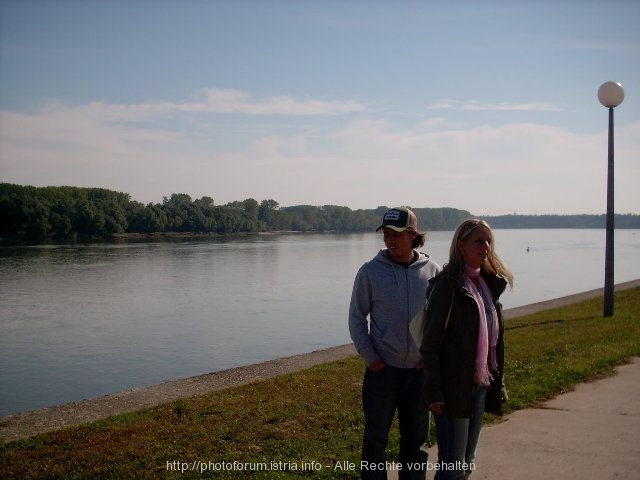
[443,287,454,331]
[426,280,455,332]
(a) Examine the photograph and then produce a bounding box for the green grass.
[502,288,640,412]
[1,287,639,479]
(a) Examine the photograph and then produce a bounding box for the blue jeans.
[361,365,430,480]
[433,384,487,480]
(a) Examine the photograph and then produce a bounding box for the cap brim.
[376,225,409,232]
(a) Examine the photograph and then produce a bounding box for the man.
[349,207,441,480]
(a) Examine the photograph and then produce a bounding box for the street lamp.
[597,81,625,317]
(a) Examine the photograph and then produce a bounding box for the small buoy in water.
[526,246,530,252]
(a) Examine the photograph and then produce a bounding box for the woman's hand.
[429,402,445,414]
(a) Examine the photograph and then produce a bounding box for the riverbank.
[2,279,639,444]
[1,282,639,479]
[0,345,356,443]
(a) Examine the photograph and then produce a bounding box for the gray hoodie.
[349,249,441,368]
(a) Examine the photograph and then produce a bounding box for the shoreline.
[2,278,639,443]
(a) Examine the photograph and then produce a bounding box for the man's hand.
[368,359,386,371]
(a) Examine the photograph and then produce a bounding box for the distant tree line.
[481,214,640,229]
[0,184,473,240]
[1,183,639,241]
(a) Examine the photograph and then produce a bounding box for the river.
[1,229,639,416]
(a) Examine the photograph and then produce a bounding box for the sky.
[1,0,639,216]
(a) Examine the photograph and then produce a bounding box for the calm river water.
[1,229,639,416]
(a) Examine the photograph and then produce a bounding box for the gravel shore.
[0,344,356,443]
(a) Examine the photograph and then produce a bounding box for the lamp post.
[597,81,624,317]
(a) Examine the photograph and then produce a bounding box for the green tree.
[24,197,51,240]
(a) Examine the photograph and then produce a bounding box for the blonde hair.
[446,219,514,288]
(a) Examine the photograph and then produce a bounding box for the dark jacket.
[420,269,507,418]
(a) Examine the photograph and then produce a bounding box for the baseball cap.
[376,207,418,232]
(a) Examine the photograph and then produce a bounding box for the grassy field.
[1,287,639,479]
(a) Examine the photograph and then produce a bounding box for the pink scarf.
[464,265,499,386]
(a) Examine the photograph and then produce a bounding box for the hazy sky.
[1,1,638,215]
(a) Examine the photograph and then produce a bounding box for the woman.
[421,219,514,480]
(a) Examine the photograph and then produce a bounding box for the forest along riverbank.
[2,279,638,443]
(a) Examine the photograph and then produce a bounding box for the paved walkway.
[474,357,640,479]
[388,357,640,479]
